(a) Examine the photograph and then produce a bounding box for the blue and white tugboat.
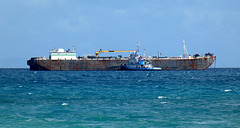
[120,52,162,71]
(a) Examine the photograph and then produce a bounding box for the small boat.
[120,52,162,71]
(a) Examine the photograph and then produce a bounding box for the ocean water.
[0,68,240,128]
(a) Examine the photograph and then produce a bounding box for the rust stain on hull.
[151,56,216,70]
[27,56,216,71]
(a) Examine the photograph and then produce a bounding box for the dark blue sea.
[0,68,240,128]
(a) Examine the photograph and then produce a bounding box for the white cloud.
[0,17,6,28]
[114,9,128,15]
[57,19,78,31]
[183,9,207,24]
[57,16,92,32]
[21,0,55,8]
[183,8,239,33]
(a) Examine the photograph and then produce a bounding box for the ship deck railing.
[32,56,211,61]
[77,57,129,60]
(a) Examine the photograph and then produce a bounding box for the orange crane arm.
[95,49,138,57]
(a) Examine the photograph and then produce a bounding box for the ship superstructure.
[49,45,77,60]
[120,52,162,70]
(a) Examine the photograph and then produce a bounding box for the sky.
[0,0,239,68]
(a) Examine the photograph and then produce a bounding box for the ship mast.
[183,39,188,58]
[73,45,76,53]
[183,39,185,58]
[137,41,140,53]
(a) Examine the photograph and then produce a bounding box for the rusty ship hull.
[27,56,216,71]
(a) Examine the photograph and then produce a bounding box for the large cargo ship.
[27,41,216,70]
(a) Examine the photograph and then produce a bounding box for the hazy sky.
[0,0,239,68]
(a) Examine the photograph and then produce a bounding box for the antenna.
[137,41,140,53]
[144,49,146,58]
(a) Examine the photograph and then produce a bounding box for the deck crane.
[95,49,138,57]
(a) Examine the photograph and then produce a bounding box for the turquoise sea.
[0,68,240,127]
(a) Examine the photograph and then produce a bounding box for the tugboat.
[120,52,162,71]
